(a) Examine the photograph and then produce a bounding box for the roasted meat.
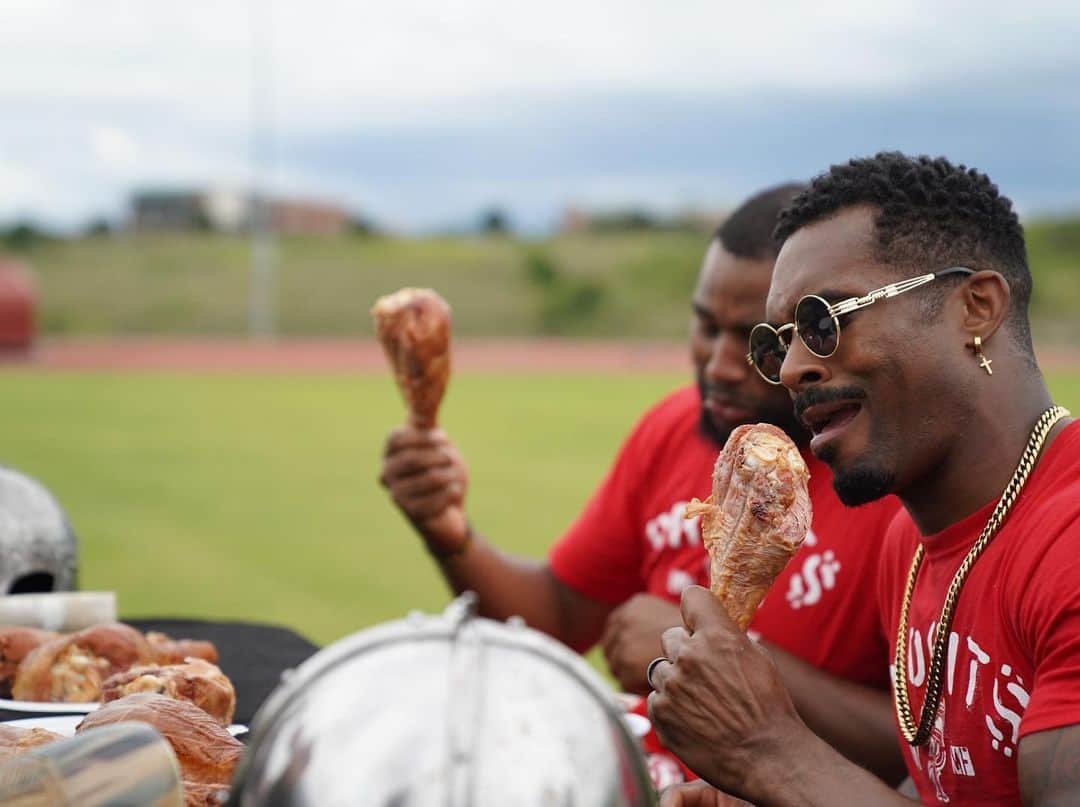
[77,693,242,786]
[183,781,230,806]
[371,287,452,430]
[685,423,812,630]
[12,623,154,703]
[0,626,59,698]
[145,631,219,665]
[102,658,236,727]
[0,724,63,761]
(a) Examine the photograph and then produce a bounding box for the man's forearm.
[763,642,907,785]
[744,729,917,807]
[434,526,611,651]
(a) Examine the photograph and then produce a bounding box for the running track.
[0,339,691,373]
[1,339,1075,374]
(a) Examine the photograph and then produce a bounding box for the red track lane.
[1,339,1075,374]
[0,338,692,374]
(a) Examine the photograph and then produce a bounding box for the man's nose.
[705,331,752,383]
[778,334,831,392]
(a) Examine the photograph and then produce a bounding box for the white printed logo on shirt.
[898,624,1031,800]
[645,506,843,613]
[784,531,841,610]
[950,747,975,777]
[666,568,696,597]
[927,699,951,803]
[645,502,700,551]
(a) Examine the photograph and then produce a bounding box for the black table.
[0,619,320,726]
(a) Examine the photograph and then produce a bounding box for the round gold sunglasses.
[746,266,975,385]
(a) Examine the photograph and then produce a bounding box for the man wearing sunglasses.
[380,184,905,784]
[650,152,1080,806]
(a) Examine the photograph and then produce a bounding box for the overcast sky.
[3,0,1079,231]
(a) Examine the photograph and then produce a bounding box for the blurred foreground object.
[0,467,78,596]
[231,594,656,807]
[685,424,811,630]
[0,260,35,352]
[0,721,185,806]
[371,287,452,430]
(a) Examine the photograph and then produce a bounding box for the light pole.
[248,0,276,339]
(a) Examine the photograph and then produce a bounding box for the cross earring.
[971,336,993,376]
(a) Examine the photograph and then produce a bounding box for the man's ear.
[958,270,1011,343]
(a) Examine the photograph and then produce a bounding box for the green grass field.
[2,369,1079,647]
[0,370,684,644]
[15,222,1080,342]
[24,232,706,340]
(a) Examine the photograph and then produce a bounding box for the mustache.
[793,385,867,422]
[700,384,756,409]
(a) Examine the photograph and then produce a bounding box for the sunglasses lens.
[749,326,785,383]
[796,296,839,357]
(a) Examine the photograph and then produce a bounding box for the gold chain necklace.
[893,405,1071,746]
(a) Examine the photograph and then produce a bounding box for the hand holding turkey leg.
[373,288,465,545]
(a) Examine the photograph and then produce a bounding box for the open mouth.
[801,401,863,446]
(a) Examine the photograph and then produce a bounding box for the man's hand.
[647,586,810,799]
[379,427,469,553]
[660,782,752,807]
[601,593,682,694]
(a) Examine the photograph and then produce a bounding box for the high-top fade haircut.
[716,182,806,261]
[774,152,1033,351]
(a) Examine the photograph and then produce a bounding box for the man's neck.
[899,371,1061,536]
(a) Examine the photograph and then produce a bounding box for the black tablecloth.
[0,619,320,726]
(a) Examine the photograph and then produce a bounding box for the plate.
[2,714,248,737]
[0,698,99,714]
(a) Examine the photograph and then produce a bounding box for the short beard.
[696,377,807,449]
[830,463,895,506]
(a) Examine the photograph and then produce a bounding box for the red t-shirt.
[550,385,900,686]
[880,420,1080,805]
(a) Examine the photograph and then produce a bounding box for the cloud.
[89,125,141,167]
[4,1,1078,119]
[278,67,1080,229]
[1,1,1078,228]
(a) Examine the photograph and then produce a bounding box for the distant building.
[202,189,249,232]
[559,206,591,235]
[132,190,214,231]
[268,199,349,236]
[130,189,350,236]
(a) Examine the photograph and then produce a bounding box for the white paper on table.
[1,714,248,737]
[0,592,117,631]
